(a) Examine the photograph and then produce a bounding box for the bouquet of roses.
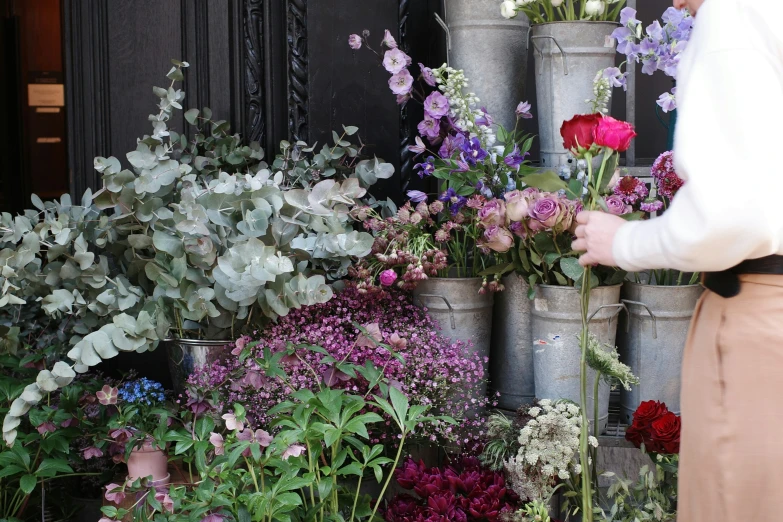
[625,400,680,456]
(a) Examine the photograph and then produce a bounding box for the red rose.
[649,412,681,454]
[624,422,645,449]
[560,113,601,154]
[594,116,637,152]
[631,400,669,429]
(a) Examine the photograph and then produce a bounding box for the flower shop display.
[597,401,680,521]
[0,62,395,444]
[615,151,702,423]
[384,454,522,521]
[611,7,692,148]
[101,341,453,522]
[185,284,492,448]
[444,0,530,132]
[501,1,626,167]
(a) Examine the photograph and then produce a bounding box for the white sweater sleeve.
[613,48,783,273]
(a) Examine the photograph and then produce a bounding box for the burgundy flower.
[395,458,426,489]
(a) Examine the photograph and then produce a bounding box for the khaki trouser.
[679,274,783,521]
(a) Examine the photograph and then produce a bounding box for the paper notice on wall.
[28,84,65,107]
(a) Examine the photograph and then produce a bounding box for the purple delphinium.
[439,188,468,215]
[187,286,493,446]
[504,145,528,169]
[382,48,411,74]
[348,34,362,50]
[417,115,441,140]
[460,137,488,166]
[382,29,398,49]
[419,63,436,87]
[388,69,414,95]
[414,156,436,178]
[423,91,450,119]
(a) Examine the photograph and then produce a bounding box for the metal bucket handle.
[621,299,658,339]
[433,13,451,52]
[530,33,569,76]
[415,294,456,329]
[169,342,186,366]
[586,303,627,328]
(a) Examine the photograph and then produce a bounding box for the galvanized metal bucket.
[413,277,494,398]
[618,283,704,423]
[166,338,233,396]
[531,284,623,434]
[443,0,530,132]
[490,274,534,410]
[531,22,619,167]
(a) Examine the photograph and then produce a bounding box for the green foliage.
[110,343,455,522]
[0,60,392,445]
[597,456,678,522]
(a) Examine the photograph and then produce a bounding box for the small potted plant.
[101,378,172,485]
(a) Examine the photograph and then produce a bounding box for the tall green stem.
[348,473,364,522]
[592,372,601,488]
[368,434,407,521]
[578,269,594,522]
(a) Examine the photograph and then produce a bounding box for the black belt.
[703,255,783,298]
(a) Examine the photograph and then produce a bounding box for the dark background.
[1,0,674,215]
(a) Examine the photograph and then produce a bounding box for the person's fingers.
[573,225,586,238]
[579,252,596,267]
[572,238,587,252]
[575,211,592,224]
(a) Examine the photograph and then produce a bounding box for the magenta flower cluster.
[187,285,493,445]
[384,456,521,522]
[650,150,684,201]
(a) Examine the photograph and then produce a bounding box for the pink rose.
[509,221,527,239]
[605,195,631,215]
[594,116,637,152]
[529,196,563,229]
[478,199,506,226]
[482,226,514,253]
[504,190,529,222]
[380,269,398,287]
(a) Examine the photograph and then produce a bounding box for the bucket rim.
[530,20,621,28]
[163,338,233,346]
[536,283,623,290]
[623,281,703,290]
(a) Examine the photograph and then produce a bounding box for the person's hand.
[571,211,626,267]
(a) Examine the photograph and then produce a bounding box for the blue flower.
[118,378,166,406]
[414,156,436,178]
[460,137,488,166]
[503,145,528,169]
[407,190,428,203]
[438,188,467,215]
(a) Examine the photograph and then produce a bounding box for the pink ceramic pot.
[126,440,169,484]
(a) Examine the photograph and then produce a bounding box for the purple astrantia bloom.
[439,188,467,215]
[348,34,362,50]
[657,88,677,113]
[515,101,533,119]
[388,70,414,95]
[382,29,397,49]
[603,67,627,90]
[419,63,436,87]
[407,190,428,203]
[417,116,441,140]
[383,48,410,74]
[461,137,488,166]
[414,156,436,178]
[423,92,450,119]
[474,108,493,127]
[504,145,527,169]
[438,134,466,159]
[408,136,427,155]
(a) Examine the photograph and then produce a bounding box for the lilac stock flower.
[383,48,410,74]
[657,89,677,113]
[382,29,398,49]
[414,156,436,178]
[417,115,441,139]
[439,188,467,215]
[408,136,427,155]
[407,190,428,203]
[419,63,437,86]
[348,34,362,50]
[515,101,533,119]
[423,92,450,119]
[641,198,664,213]
[460,137,488,166]
[503,145,528,169]
[438,134,466,159]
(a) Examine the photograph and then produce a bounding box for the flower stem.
[578,268,595,522]
[368,434,406,521]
